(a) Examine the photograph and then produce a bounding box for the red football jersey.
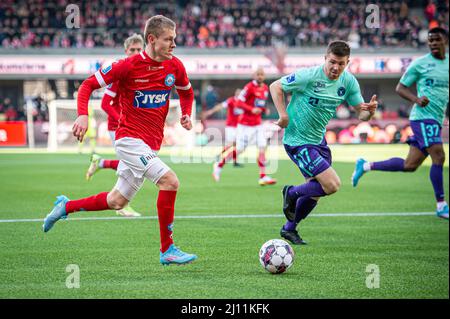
[237,80,269,126]
[223,97,242,127]
[91,51,190,151]
[102,81,120,131]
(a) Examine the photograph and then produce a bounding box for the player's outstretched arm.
[202,102,224,120]
[356,94,378,121]
[396,83,429,107]
[270,79,289,128]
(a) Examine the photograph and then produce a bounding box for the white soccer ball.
[259,239,295,274]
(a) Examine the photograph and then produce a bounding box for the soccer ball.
[259,239,295,274]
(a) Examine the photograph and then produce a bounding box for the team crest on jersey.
[285,73,296,83]
[134,90,170,108]
[101,65,112,75]
[164,74,175,86]
[337,87,346,96]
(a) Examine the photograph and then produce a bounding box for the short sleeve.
[94,59,129,88]
[238,83,253,102]
[345,76,364,107]
[399,59,419,87]
[281,68,311,93]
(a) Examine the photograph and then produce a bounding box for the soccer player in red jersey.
[213,68,277,186]
[85,34,144,218]
[43,15,197,265]
[202,88,243,167]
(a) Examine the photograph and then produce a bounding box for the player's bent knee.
[323,180,341,194]
[107,192,129,210]
[157,172,179,191]
[432,152,446,165]
[403,163,419,172]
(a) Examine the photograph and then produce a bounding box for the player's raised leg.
[352,145,427,187]
[256,125,276,185]
[85,154,140,217]
[427,144,448,219]
[281,144,339,245]
[258,148,276,186]
[86,154,120,180]
[213,124,246,182]
[43,189,128,233]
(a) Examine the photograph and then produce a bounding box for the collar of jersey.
[142,50,163,65]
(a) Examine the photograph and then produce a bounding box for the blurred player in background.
[213,68,277,186]
[77,105,97,154]
[43,15,198,265]
[85,33,144,218]
[352,27,449,220]
[270,41,378,245]
[202,88,243,167]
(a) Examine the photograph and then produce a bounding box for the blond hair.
[123,33,144,50]
[143,15,176,43]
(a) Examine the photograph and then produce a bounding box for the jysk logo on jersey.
[134,90,170,109]
[337,87,346,96]
[254,99,266,108]
[101,65,112,75]
[164,74,175,87]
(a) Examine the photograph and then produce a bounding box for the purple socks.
[430,164,444,202]
[284,196,318,231]
[283,180,325,231]
[288,180,327,198]
[371,157,405,171]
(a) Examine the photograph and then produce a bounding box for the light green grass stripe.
[0,212,436,223]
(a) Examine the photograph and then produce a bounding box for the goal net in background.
[47,99,196,152]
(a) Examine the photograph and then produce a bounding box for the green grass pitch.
[0,145,448,298]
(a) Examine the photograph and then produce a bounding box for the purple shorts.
[284,139,332,178]
[407,119,442,155]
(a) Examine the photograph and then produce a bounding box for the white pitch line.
[0,212,436,223]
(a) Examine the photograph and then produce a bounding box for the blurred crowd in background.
[0,0,448,145]
[0,0,448,49]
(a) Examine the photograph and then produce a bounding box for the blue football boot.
[352,158,368,187]
[160,244,198,265]
[43,195,69,232]
[436,204,449,220]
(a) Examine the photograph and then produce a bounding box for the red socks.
[258,152,266,178]
[157,190,177,253]
[66,192,110,214]
[218,147,235,168]
[65,189,177,253]
[102,160,119,170]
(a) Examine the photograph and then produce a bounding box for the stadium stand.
[0,0,448,49]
